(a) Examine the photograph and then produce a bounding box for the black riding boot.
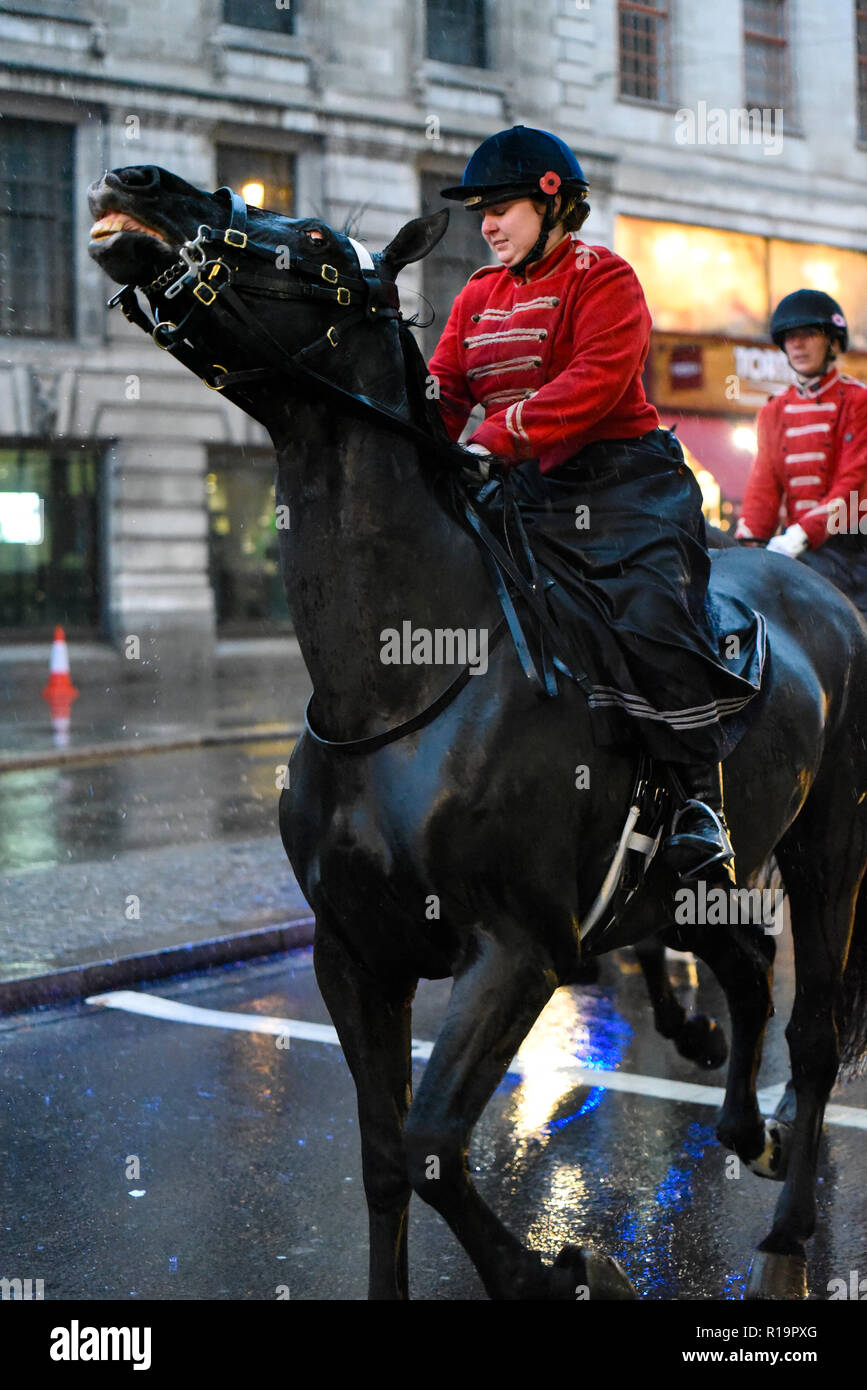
[663,761,735,884]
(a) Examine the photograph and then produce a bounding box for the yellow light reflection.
[733,425,758,453]
[241,181,266,208]
[801,259,840,297]
[510,990,593,1142]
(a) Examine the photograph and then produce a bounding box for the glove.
[766,523,808,558]
[734,518,764,546]
[461,443,493,485]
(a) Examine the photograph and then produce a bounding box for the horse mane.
[397,320,454,451]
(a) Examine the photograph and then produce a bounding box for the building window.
[426,0,487,68]
[0,446,101,632]
[618,1,671,104]
[858,1,867,141]
[421,171,491,361]
[223,0,294,34]
[0,118,75,339]
[206,449,290,632]
[216,147,295,216]
[744,0,789,110]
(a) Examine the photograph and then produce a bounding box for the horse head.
[87,165,449,428]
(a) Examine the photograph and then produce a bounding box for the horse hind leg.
[746,809,867,1301]
[403,919,635,1301]
[633,935,729,1069]
[313,919,417,1300]
[684,918,775,1171]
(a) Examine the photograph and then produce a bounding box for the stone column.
[104,438,216,682]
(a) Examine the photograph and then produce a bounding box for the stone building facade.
[1,0,866,662]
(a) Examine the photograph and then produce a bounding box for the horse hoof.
[745,1119,791,1181]
[676,1014,729,1070]
[553,1244,637,1300]
[745,1251,808,1300]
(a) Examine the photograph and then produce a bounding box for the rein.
[107,188,586,749]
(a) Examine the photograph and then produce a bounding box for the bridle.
[108,186,404,402]
[106,186,586,746]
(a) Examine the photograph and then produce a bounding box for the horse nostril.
[108,166,160,192]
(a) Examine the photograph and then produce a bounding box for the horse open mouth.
[88,212,171,249]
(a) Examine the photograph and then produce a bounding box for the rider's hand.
[766,523,808,558]
[461,442,493,485]
[734,518,765,546]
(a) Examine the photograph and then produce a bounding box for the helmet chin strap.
[508,198,557,278]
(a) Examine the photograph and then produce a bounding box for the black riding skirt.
[484,428,766,763]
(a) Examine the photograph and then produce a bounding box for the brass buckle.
[152,321,178,349]
[326,325,339,348]
[224,228,247,249]
[203,364,228,391]
[336,286,350,306]
[193,282,217,306]
[321,264,339,284]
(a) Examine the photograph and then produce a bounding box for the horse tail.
[838,880,867,1077]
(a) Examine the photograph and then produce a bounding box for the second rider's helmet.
[770,289,849,353]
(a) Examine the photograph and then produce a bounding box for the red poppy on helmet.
[539,171,561,194]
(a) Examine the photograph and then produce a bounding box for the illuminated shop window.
[615,217,768,338]
[769,239,867,352]
[0,447,101,633]
[206,449,291,632]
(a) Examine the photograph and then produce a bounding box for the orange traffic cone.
[42,625,79,701]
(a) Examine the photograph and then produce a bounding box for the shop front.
[616,217,867,531]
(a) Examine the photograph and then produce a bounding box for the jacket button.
[846,433,853,441]
[552,298,559,306]
[471,313,481,322]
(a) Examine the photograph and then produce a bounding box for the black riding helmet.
[440,126,590,276]
[770,289,849,352]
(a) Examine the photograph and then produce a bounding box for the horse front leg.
[313,919,417,1300]
[403,922,635,1301]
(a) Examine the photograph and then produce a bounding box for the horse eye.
[306,229,326,245]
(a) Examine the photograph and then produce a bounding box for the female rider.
[429,125,766,885]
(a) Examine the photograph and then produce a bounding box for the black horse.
[88,165,867,1301]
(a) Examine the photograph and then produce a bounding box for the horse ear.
[378,209,449,278]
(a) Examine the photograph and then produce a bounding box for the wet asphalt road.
[2,936,866,1303]
[0,739,287,874]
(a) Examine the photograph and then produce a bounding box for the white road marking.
[85,990,867,1132]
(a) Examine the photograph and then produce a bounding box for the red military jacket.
[738,367,867,548]
[428,232,659,473]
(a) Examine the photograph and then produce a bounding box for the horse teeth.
[89,214,167,243]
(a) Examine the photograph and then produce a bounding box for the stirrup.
[667,798,735,884]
